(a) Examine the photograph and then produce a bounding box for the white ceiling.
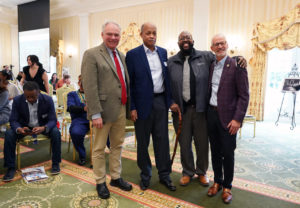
[0,0,164,24]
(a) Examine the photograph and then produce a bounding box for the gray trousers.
[173,105,209,177]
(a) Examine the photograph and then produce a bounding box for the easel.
[275,64,299,130]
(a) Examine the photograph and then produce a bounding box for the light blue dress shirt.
[209,56,227,106]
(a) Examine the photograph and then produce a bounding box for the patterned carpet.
[0,160,202,208]
[0,138,34,159]
[122,120,300,206]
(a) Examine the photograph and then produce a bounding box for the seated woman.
[49,73,59,94]
[0,76,11,125]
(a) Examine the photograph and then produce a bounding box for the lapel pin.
[227,64,230,68]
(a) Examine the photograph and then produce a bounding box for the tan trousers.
[92,106,126,184]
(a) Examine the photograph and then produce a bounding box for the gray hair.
[102,21,121,33]
[211,33,227,46]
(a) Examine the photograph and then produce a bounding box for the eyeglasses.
[179,36,192,41]
[212,41,227,47]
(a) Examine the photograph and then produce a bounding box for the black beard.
[179,42,194,56]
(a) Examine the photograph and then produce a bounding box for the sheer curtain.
[265,47,300,121]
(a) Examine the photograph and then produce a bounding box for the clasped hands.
[17,126,46,136]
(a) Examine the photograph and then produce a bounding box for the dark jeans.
[207,107,236,189]
[4,127,61,168]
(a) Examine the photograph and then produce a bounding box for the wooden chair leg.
[90,133,93,166]
[73,144,76,161]
[17,142,21,170]
[68,135,71,153]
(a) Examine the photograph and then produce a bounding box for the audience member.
[3,81,61,182]
[67,75,89,166]
[56,74,71,89]
[21,55,49,94]
[0,70,22,103]
[0,76,10,125]
[49,73,59,93]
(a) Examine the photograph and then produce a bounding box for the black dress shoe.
[3,167,15,182]
[96,182,110,199]
[160,180,176,191]
[139,180,149,190]
[110,178,132,191]
[78,158,86,166]
[51,163,60,175]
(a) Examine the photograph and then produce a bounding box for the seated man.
[67,75,89,165]
[56,74,71,89]
[68,75,110,166]
[3,81,61,182]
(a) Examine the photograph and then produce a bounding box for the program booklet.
[21,166,48,183]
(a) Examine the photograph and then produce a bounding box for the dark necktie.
[113,51,127,105]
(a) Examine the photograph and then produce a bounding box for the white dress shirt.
[143,44,164,93]
[26,99,39,128]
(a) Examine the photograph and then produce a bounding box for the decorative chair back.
[56,86,73,107]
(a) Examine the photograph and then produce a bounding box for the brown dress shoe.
[199,175,209,186]
[207,183,222,197]
[179,176,191,186]
[222,188,232,204]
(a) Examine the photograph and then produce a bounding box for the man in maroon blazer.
[206,34,249,204]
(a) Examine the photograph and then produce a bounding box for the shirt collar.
[143,44,157,53]
[26,99,39,105]
[105,46,116,55]
[217,55,227,65]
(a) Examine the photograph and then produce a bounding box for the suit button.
[119,85,121,88]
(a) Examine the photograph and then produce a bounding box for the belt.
[153,92,164,97]
[209,104,218,111]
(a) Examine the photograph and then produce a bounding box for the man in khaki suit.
[81,21,132,199]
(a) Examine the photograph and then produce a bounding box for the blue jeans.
[4,127,61,168]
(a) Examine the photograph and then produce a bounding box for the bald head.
[140,22,156,33]
[140,22,157,51]
[178,31,193,41]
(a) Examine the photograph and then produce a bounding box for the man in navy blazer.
[206,34,249,204]
[126,22,180,191]
[67,75,89,166]
[3,81,61,181]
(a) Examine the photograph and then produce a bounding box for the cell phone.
[24,129,32,133]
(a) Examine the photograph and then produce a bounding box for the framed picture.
[282,78,300,92]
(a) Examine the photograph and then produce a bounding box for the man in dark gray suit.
[168,31,214,187]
